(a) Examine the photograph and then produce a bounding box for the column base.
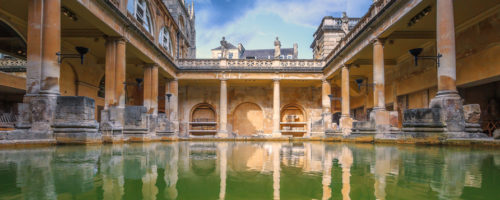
[272,131,282,138]
[339,116,353,136]
[429,90,465,132]
[53,96,101,144]
[217,131,228,138]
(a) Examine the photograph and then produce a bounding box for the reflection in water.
[0,142,499,199]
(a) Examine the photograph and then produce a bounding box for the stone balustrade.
[0,58,26,67]
[325,0,395,62]
[177,59,325,72]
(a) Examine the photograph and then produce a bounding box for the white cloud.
[195,0,372,58]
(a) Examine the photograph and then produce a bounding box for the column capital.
[342,63,351,69]
[273,78,280,82]
[371,38,386,46]
[220,78,228,82]
[105,36,127,43]
[144,63,158,68]
[322,78,331,83]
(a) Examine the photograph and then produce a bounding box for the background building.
[311,12,360,60]
[211,37,298,59]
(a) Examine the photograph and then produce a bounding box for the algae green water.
[0,142,499,200]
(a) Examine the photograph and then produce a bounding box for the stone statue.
[220,37,227,58]
[274,37,281,58]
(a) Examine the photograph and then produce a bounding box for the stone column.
[104,38,126,109]
[429,0,465,132]
[322,79,332,133]
[169,79,179,136]
[272,79,281,137]
[339,65,353,135]
[217,79,228,138]
[372,39,390,135]
[143,64,158,115]
[22,0,61,133]
[372,39,386,110]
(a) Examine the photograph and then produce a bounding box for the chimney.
[293,43,298,59]
[274,37,281,59]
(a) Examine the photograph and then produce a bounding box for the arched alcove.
[280,104,307,137]
[232,102,264,136]
[189,103,217,136]
[0,20,26,58]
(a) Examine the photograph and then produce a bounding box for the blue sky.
[193,0,373,59]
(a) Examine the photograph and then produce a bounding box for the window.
[218,53,222,58]
[127,0,153,33]
[287,55,292,59]
[229,53,233,59]
[159,27,173,55]
[279,55,285,59]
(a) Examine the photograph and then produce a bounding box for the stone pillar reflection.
[218,143,228,200]
[218,79,228,138]
[104,38,127,109]
[322,151,333,200]
[272,79,281,137]
[273,143,281,200]
[372,39,386,111]
[142,165,158,200]
[322,79,333,132]
[339,65,353,135]
[164,143,179,200]
[339,146,352,200]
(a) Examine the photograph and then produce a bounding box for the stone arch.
[189,103,217,135]
[280,103,307,137]
[232,102,264,136]
[0,19,26,57]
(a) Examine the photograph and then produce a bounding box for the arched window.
[159,26,173,54]
[127,0,153,33]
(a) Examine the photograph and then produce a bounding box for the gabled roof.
[211,42,238,50]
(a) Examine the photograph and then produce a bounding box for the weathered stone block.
[389,111,399,128]
[123,106,148,135]
[429,94,465,132]
[463,104,481,123]
[53,96,100,144]
[493,129,500,139]
[403,108,444,128]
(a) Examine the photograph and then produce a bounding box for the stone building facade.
[211,37,298,59]
[0,0,499,144]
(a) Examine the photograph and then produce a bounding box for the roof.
[211,42,238,50]
[242,48,294,59]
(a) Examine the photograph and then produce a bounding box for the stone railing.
[0,58,27,72]
[0,58,26,67]
[325,0,395,63]
[177,59,325,72]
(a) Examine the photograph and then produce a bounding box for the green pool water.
[0,142,499,200]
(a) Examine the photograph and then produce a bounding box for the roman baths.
[0,0,499,199]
